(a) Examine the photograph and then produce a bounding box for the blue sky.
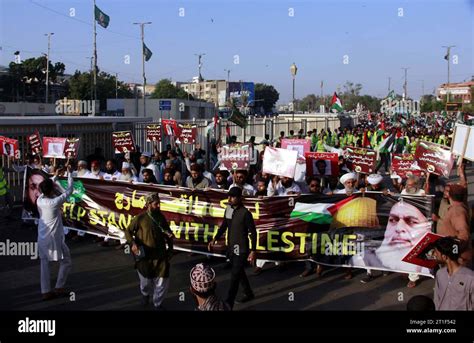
[1,0,472,103]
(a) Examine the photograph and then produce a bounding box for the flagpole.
[134,22,152,117]
[442,45,455,104]
[93,0,97,111]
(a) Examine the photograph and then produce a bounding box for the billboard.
[228,82,255,106]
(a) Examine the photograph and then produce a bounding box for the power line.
[29,0,140,41]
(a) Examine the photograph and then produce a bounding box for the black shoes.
[235,293,255,304]
[141,295,150,306]
[360,274,374,283]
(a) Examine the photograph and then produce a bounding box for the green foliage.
[254,83,279,113]
[67,70,133,109]
[150,79,193,100]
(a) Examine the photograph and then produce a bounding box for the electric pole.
[388,77,391,93]
[401,67,409,99]
[44,32,54,103]
[195,53,206,82]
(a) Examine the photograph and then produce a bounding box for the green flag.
[143,43,152,62]
[94,5,110,28]
[229,107,247,129]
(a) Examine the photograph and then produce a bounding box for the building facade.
[436,81,473,105]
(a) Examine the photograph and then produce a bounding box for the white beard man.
[374,201,431,275]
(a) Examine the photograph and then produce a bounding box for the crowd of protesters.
[1,109,473,311]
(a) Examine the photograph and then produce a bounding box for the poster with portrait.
[325,193,435,277]
[146,124,162,142]
[305,152,339,177]
[414,141,454,177]
[42,137,66,159]
[162,119,180,137]
[112,131,135,154]
[0,136,20,159]
[64,138,80,159]
[218,144,250,171]
[281,139,310,159]
[177,123,197,145]
[262,146,298,178]
[27,131,42,155]
[343,146,377,174]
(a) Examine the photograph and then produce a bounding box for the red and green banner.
[23,168,435,277]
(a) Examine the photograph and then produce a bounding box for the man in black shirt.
[208,187,257,308]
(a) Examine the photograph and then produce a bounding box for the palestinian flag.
[290,195,355,224]
[330,92,343,113]
[94,5,110,28]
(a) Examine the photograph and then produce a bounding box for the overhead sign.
[159,100,172,111]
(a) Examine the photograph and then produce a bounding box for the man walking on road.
[208,187,257,309]
[124,193,174,310]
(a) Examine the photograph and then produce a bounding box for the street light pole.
[44,32,54,103]
[115,72,118,99]
[133,22,152,117]
[290,62,298,120]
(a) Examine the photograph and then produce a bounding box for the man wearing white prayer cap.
[138,152,160,182]
[119,161,138,182]
[73,160,90,177]
[335,172,358,195]
[365,173,390,192]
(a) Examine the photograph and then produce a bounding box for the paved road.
[0,164,472,311]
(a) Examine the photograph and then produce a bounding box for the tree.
[6,56,65,102]
[298,94,318,112]
[254,83,279,113]
[340,81,363,110]
[67,70,134,110]
[150,79,193,100]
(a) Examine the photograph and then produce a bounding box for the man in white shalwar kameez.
[37,165,74,300]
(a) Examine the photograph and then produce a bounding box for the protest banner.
[177,123,197,144]
[305,152,339,177]
[414,140,454,177]
[391,153,421,178]
[42,137,66,159]
[162,119,180,136]
[402,232,444,269]
[281,139,310,158]
[145,124,162,142]
[27,131,42,155]
[343,147,377,174]
[0,136,20,159]
[112,131,135,154]
[64,138,80,159]
[22,168,435,277]
[451,124,474,162]
[218,144,250,171]
[262,147,298,178]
